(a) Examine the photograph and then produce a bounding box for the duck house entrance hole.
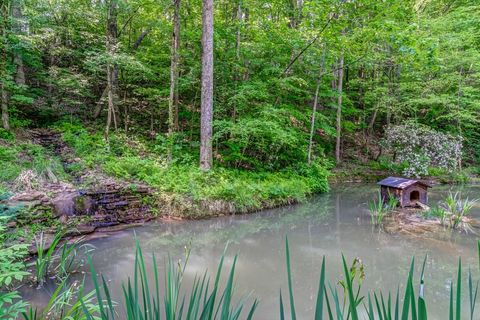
[410,190,420,202]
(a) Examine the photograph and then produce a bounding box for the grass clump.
[439,192,477,229]
[33,230,88,287]
[368,192,398,226]
[0,140,67,191]
[425,192,478,229]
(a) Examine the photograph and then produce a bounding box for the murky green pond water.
[22,184,480,319]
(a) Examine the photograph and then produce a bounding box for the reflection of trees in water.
[142,194,334,250]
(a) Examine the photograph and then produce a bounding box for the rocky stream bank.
[2,129,158,252]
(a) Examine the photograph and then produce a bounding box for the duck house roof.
[377,177,431,189]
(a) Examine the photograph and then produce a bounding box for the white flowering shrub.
[383,123,462,178]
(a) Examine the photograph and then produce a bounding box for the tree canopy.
[0,0,479,172]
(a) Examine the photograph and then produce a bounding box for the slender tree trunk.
[167,0,181,161]
[232,0,241,121]
[1,85,8,131]
[94,26,149,120]
[12,0,25,86]
[0,1,9,130]
[307,48,326,165]
[200,0,214,170]
[94,67,118,119]
[123,91,129,132]
[335,50,344,164]
[105,0,118,139]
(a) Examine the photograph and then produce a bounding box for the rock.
[65,224,96,236]
[6,221,17,228]
[52,192,78,217]
[74,195,95,215]
[58,215,68,224]
[12,191,45,202]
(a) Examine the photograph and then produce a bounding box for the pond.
[21,184,480,319]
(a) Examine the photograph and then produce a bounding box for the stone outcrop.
[2,129,155,237]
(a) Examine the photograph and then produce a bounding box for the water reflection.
[21,184,480,319]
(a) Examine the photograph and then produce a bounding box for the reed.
[440,192,477,229]
[33,230,85,287]
[369,192,398,226]
[81,239,258,320]
[34,231,64,287]
[280,238,480,320]
[23,238,479,319]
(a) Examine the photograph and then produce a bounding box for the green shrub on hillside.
[57,123,330,213]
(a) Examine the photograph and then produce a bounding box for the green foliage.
[57,123,329,214]
[439,192,477,229]
[0,292,28,320]
[0,140,67,189]
[0,219,29,288]
[0,128,14,140]
[0,0,479,173]
[81,239,258,320]
[368,192,398,226]
[0,218,29,319]
[214,106,320,170]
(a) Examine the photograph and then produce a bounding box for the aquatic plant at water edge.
[33,230,87,287]
[280,238,480,320]
[439,192,477,229]
[81,239,258,320]
[22,279,99,320]
[34,231,64,286]
[368,192,398,226]
[425,206,449,225]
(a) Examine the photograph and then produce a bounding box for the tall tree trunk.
[0,0,9,130]
[94,67,118,119]
[12,0,25,86]
[200,0,214,170]
[335,50,344,164]
[167,0,181,161]
[1,84,8,131]
[232,0,241,121]
[307,48,326,165]
[105,0,118,139]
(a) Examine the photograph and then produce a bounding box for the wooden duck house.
[377,177,431,208]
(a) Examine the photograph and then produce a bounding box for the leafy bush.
[214,107,310,170]
[58,124,330,214]
[383,123,462,178]
[0,128,15,141]
[0,219,29,319]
